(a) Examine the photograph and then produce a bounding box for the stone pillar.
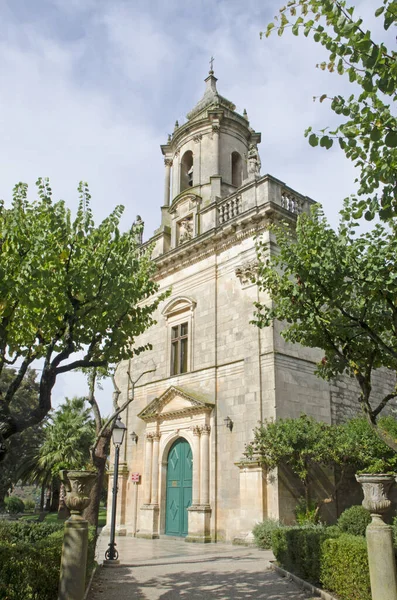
[234,461,266,545]
[59,520,88,600]
[173,151,180,198]
[212,125,220,176]
[58,471,96,600]
[356,474,397,600]
[138,433,159,539]
[193,135,202,186]
[115,466,128,536]
[192,426,201,505]
[186,425,211,543]
[163,159,172,207]
[200,425,210,506]
[151,435,160,505]
[143,434,153,505]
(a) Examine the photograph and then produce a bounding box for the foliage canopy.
[263,0,397,221]
[0,179,162,459]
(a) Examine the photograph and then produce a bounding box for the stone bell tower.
[156,67,262,252]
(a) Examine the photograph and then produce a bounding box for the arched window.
[180,151,193,191]
[231,151,243,188]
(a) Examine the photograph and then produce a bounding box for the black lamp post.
[105,416,127,562]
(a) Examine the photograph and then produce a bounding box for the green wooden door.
[165,438,192,536]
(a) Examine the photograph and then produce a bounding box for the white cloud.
[0,0,385,412]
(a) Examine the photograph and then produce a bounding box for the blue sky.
[0,0,383,414]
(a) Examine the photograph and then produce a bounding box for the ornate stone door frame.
[137,386,214,542]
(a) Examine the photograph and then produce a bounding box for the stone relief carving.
[235,260,259,286]
[193,134,203,143]
[178,216,193,244]
[247,144,261,177]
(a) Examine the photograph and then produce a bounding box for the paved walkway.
[87,534,316,600]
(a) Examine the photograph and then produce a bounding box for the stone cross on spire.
[209,55,215,73]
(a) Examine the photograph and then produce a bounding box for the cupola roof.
[186,68,236,121]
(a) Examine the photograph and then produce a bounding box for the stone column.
[143,434,153,505]
[212,125,220,176]
[200,425,210,506]
[193,135,202,186]
[192,426,201,505]
[163,159,172,207]
[356,474,397,600]
[151,435,160,505]
[173,151,180,198]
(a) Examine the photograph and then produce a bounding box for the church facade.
[106,70,390,543]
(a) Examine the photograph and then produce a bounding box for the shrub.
[24,499,36,512]
[0,520,64,544]
[337,505,371,537]
[321,534,370,600]
[4,496,25,514]
[252,519,282,549]
[271,524,340,583]
[294,497,318,525]
[0,523,97,600]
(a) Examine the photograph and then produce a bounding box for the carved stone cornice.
[153,211,270,281]
[164,158,173,167]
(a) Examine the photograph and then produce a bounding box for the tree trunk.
[84,433,110,528]
[50,478,60,512]
[40,482,45,511]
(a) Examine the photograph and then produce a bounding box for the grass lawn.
[19,507,107,526]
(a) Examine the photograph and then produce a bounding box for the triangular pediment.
[138,386,214,422]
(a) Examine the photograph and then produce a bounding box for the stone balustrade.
[217,195,242,225]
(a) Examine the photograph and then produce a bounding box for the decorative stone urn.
[355,473,394,516]
[59,470,97,518]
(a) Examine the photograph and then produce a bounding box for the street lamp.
[105,416,127,562]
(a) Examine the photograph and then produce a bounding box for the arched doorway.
[165,438,192,536]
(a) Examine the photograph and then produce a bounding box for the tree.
[254,207,397,449]
[34,397,95,512]
[0,179,163,460]
[263,0,397,221]
[83,365,156,528]
[244,414,397,520]
[0,367,44,508]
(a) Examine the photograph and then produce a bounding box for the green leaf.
[385,131,397,148]
[370,128,382,142]
[309,133,319,147]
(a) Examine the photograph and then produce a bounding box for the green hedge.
[272,526,371,600]
[271,525,340,583]
[0,523,97,600]
[0,520,64,543]
[321,534,370,600]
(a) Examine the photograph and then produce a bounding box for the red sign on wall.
[131,473,140,483]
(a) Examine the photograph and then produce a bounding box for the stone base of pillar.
[136,505,159,539]
[232,531,256,546]
[185,505,212,543]
[101,525,127,537]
